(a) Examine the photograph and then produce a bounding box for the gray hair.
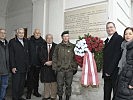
[45,34,53,39]
[16,28,24,33]
[0,28,6,32]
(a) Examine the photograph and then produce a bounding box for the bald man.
[26,29,46,99]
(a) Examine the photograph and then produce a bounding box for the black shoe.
[26,93,31,99]
[26,91,32,99]
[42,98,47,100]
[42,97,51,100]
[59,96,62,100]
[19,98,26,100]
[66,95,70,100]
[51,98,56,100]
[33,92,41,97]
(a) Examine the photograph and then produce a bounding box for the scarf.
[118,40,132,74]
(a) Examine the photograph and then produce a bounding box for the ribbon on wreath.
[81,52,99,86]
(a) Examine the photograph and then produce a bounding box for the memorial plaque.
[64,3,108,39]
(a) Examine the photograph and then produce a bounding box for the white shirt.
[0,40,5,45]
[107,34,113,42]
[47,43,52,51]
[18,38,24,46]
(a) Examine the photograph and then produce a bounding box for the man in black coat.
[103,22,123,100]
[9,28,29,100]
[26,29,45,99]
[39,34,57,100]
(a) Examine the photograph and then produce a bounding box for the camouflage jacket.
[52,42,78,71]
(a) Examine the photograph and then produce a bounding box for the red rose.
[99,43,103,47]
[75,55,83,67]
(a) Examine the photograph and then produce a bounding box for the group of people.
[1,21,133,100]
[0,28,78,100]
[103,22,133,100]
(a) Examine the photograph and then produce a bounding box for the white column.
[108,0,117,23]
[131,1,133,26]
[0,16,5,28]
[48,0,65,43]
[32,0,48,38]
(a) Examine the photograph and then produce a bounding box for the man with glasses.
[9,28,29,100]
[0,28,9,100]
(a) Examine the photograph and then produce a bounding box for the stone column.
[32,0,48,37]
[108,0,117,23]
[48,0,64,43]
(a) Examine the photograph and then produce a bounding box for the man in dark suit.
[9,28,29,100]
[103,22,123,100]
[26,29,45,99]
[39,34,57,100]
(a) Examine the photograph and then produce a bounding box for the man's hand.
[105,73,110,77]
[129,85,133,89]
[12,68,17,74]
[45,61,52,66]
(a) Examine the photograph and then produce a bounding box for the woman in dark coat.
[113,27,133,100]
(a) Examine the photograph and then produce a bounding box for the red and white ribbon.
[81,52,99,86]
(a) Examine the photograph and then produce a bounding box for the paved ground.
[5,73,106,100]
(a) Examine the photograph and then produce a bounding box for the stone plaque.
[64,3,108,39]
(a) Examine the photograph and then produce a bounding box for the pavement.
[5,72,106,100]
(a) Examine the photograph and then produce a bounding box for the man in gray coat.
[0,28,9,100]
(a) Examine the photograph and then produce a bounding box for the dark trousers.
[12,73,26,100]
[104,78,117,100]
[57,70,73,96]
[27,66,40,92]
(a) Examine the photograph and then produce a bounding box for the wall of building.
[0,0,8,28]
[131,1,133,26]
[64,0,131,39]
[0,0,132,41]
[64,0,108,43]
[0,17,6,28]
[6,0,33,40]
[108,0,131,36]
[65,0,107,10]
[47,0,64,43]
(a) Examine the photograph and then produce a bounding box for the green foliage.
[94,51,103,72]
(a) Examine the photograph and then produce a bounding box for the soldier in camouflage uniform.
[52,31,78,100]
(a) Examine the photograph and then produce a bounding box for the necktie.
[3,42,5,45]
[105,38,109,45]
[48,44,51,61]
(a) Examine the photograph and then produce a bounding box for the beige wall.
[0,0,132,41]
[6,0,33,40]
